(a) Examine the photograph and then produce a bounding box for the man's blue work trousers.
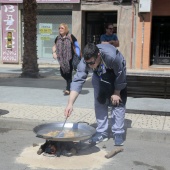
[92,73,127,136]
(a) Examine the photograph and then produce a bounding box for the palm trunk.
[21,0,39,78]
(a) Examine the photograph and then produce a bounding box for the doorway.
[151,16,170,65]
[85,12,118,45]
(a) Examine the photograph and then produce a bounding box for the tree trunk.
[21,0,39,78]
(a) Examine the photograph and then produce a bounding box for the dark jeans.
[60,59,73,91]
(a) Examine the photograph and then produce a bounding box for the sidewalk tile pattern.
[0,103,170,131]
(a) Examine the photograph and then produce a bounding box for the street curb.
[126,109,170,116]
[0,117,169,144]
[0,73,60,80]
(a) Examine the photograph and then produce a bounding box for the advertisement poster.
[39,23,52,41]
[1,4,18,63]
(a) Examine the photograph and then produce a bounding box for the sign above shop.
[0,0,80,3]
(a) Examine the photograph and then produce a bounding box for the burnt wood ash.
[37,140,80,157]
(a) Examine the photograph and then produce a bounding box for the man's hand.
[64,104,73,117]
[111,90,122,106]
[64,91,79,117]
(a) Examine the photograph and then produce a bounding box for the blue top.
[70,44,126,93]
[100,34,118,42]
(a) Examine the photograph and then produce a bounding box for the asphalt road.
[0,121,169,170]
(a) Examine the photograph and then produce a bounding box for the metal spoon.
[57,116,68,138]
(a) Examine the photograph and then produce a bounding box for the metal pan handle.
[77,121,89,125]
[36,134,44,138]
[36,134,53,140]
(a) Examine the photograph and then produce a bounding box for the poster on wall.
[1,4,18,63]
[39,23,52,41]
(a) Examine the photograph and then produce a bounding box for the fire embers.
[37,140,79,157]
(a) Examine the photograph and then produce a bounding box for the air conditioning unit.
[139,0,151,12]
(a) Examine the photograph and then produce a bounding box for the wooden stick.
[105,147,124,159]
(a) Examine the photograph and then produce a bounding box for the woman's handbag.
[72,53,81,71]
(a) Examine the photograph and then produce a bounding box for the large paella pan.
[33,122,96,142]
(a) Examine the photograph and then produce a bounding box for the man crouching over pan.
[64,43,127,146]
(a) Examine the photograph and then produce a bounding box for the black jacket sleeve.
[54,36,58,44]
[71,34,77,43]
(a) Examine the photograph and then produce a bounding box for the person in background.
[52,23,81,95]
[100,23,119,47]
[64,43,127,146]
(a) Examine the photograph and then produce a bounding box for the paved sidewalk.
[0,101,170,144]
[0,102,170,131]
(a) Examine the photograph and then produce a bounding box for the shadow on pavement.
[0,109,9,116]
[77,143,100,156]
[0,77,92,89]
[80,89,90,95]
[0,78,92,91]
[124,119,132,141]
[0,67,93,89]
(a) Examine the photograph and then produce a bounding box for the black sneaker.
[89,133,108,144]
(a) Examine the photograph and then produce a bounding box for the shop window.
[21,11,72,62]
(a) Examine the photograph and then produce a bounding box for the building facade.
[0,0,170,72]
[135,0,170,71]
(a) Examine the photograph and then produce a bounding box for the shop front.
[25,10,73,64]
[0,0,80,64]
[135,0,170,70]
[1,0,170,72]
[0,0,131,67]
